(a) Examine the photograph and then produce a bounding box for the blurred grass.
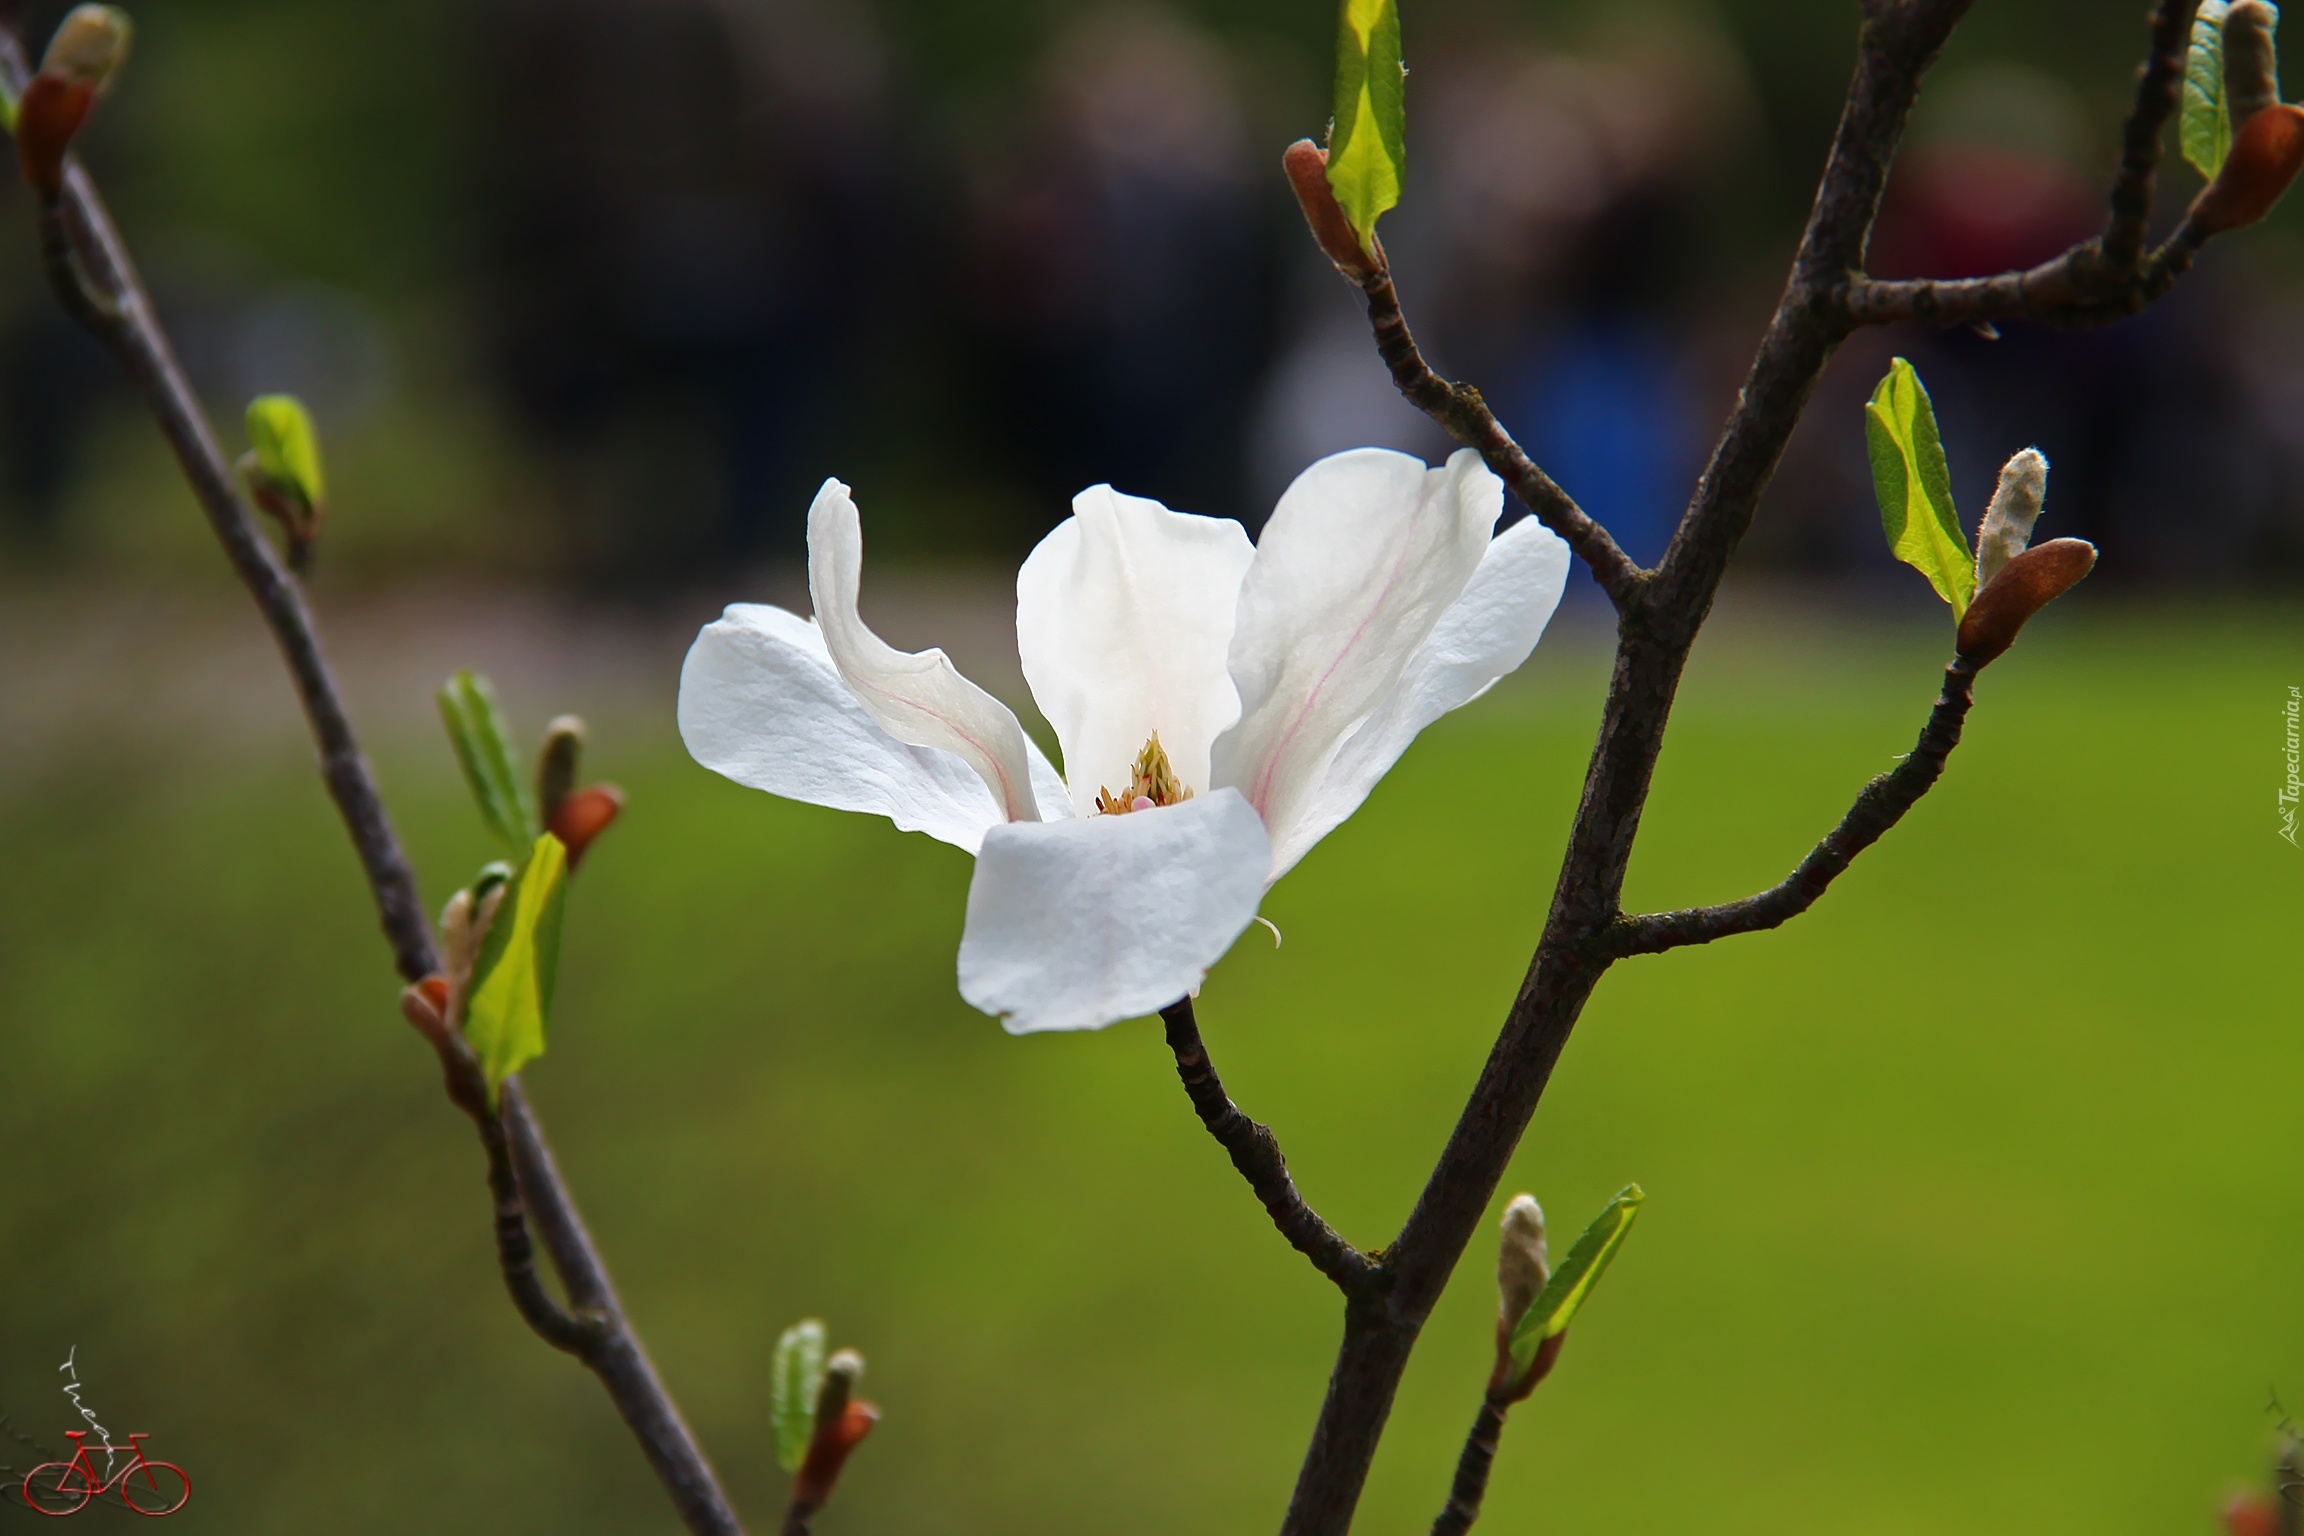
[0,601,2298,1534]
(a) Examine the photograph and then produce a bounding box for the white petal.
[1265,513,1570,879]
[1211,447,1502,866]
[957,789,1271,1034]
[1016,485,1256,815]
[808,478,1042,823]
[680,604,1055,853]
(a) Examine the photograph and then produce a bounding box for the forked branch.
[1841,0,2207,327]
[1162,999,1376,1298]
[1607,658,1980,958]
[1353,269,1646,606]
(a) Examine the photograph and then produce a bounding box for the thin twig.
[1427,1400,1507,1536]
[1607,658,1979,957]
[1282,4,1996,1532]
[1353,271,1647,607]
[1160,999,1375,1298]
[1841,0,2202,328]
[0,28,748,1536]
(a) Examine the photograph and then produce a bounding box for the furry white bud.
[1975,447,2049,590]
[1496,1193,1549,1329]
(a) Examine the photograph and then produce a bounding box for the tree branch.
[0,30,748,1536]
[1281,5,1986,1531]
[1352,270,1647,607]
[1608,658,1979,957]
[1841,0,2203,328]
[1427,1400,1507,1536]
[1160,999,1376,1298]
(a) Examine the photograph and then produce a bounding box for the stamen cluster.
[1095,733,1195,815]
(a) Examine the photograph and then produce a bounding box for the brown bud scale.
[1956,537,2097,665]
[16,73,91,199]
[2191,103,2304,233]
[1283,139,1384,283]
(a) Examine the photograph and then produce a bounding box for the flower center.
[1094,732,1194,815]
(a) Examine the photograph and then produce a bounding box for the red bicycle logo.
[19,1431,189,1517]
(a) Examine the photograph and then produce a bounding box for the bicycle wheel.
[118,1459,189,1516]
[21,1462,95,1516]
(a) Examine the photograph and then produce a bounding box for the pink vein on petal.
[1244,487,1440,822]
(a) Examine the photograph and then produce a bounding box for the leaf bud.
[794,1350,878,1510]
[536,715,587,822]
[1283,139,1384,283]
[2190,101,2304,231]
[1955,537,2097,665]
[1495,1194,1549,1334]
[1974,447,2048,589]
[399,974,452,1045]
[2225,1,2284,128]
[548,783,624,870]
[42,6,132,92]
[2222,1491,2280,1536]
[14,74,90,199]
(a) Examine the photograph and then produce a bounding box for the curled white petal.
[957,789,1271,1033]
[809,478,1042,823]
[1266,513,1570,879]
[1212,447,1502,870]
[680,604,1058,853]
[1017,485,1255,813]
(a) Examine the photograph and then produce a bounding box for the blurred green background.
[1,601,2298,1533]
[1,0,2302,1530]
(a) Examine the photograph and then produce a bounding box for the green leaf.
[1506,1184,1644,1377]
[1326,0,1405,252]
[772,1319,829,1473]
[245,394,326,514]
[438,670,536,852]
[2186,0,2234,178]
[1865,358,1975,621]
[461,834,567,1102]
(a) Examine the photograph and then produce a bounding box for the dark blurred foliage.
[1,0,2302,588]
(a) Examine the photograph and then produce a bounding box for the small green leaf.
[772,1319,829,1473]
[1326,0,1405,252]
[245,394,326,515]
[460,833,567,1102]
[1506,1184,1644,1378]
[1865,358,1975,620]
[2186,0,2235,178]
[438,670,536,852]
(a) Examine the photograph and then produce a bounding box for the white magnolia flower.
[678,447,1570,1034]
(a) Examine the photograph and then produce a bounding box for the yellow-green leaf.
[1865,358,1975,620]
[1505,1184,1643,1379]
[771,1318,828,1473]
[438,670,535,853]
[245,394,326,515]
[461,833,567,1102]
[1326,0,1404,252]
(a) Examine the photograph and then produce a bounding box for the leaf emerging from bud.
[794,1350,878,1509]
[2224,1,2283,128]
[1974,447,2048,590]
[2191,101,2304,231]
[42,6,132,92]
[536,715,587,822]
[1496,1194,1549,1331]
[1955,538,2097,665]
[1283,139,1383,283]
